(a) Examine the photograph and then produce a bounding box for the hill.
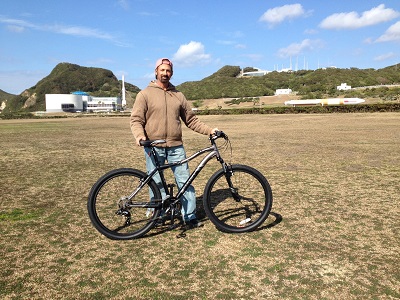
[0,89,16,112]
[0,89,16,101]
[2,63,140,113]
[177,64,400,101]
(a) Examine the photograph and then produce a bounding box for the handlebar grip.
[139,140,149,147]
[214,130,227,139]
[140,139,166,147]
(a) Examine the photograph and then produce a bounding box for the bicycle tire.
[203,164,272,233]
[87,168,162,240]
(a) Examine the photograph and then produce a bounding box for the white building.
[87,96,122,112]
[45,92,121,113]
[275,88,292,95]
[240,68,271,77]
[46,94,85,113]
[337,83,351,91]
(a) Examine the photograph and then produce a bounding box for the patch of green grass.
[241,246,264,257]
[240,263,257,271]
[0,208,40,222]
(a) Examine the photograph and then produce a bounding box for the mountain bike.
[87,131,273,240]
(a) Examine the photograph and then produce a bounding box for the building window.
[61,103,75,111]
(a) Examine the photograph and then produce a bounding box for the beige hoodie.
[130,81,211,147]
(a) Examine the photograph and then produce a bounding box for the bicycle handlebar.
[212,130,228,140]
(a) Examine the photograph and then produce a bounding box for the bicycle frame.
[126,135,229,208]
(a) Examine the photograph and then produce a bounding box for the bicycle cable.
[219,135,233,165]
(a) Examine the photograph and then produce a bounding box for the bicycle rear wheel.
[203,164,272,233]
[87,168,162,240]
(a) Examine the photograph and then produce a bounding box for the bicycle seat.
[140,139,166,147]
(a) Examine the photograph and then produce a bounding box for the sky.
[1,0,400,94]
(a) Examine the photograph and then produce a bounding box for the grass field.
[1,113,399,299]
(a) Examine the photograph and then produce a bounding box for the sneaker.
[186,218,204,229]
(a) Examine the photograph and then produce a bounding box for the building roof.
[71,91,89,96]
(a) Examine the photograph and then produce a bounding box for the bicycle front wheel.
[87,168,162,240]
[203,164,272,233]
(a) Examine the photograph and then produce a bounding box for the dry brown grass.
[1,113,399,299]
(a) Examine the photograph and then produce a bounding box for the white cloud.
[374,52,396,61]
[172,41,211,67]
[6,25,25,33]
[138,11,158,17]
[376,21,400,42]
[235,44,247,49]
[320,4,400,30]
[364,37,374,44]
[259,4,306,26]
[0,15,128,46]
[217,40,235,45]
[217,40,247,49]
[277,39,324,58]
[304,28,318,35]
[48,24,115,40]
[0,16,34,29]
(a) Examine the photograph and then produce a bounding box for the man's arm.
[130,92,148,146]
[180,95,219,135]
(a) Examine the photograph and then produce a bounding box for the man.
[130,58,218,228]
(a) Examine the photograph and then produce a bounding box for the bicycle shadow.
[142,198,282,239]
[195,196,282,232]
[253,211,282,231]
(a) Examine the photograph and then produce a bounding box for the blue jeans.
[144,145,197,222]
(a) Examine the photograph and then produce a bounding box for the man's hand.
[135,136,146,146]
[210,128,219,135]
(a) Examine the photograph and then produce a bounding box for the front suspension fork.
[223,164,241,202]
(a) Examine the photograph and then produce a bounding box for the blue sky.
[1,1,399,94]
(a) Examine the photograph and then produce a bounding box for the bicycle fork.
[223,164,241,202]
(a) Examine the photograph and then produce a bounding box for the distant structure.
[278,68,292,73]
[284,98,365,106]
[45,76,126,113]
[275,89,292,95]
[46,92,122,113]
[87,96,122,113]
[121,75,126,108]
[240,68,271,77]
[240,57,297,77]
[337,83,351,91]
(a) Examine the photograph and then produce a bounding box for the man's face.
[155,64,173,83]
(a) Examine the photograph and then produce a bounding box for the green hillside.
[0,89,16,101]
[177,64,400,101]
[2,63,140,113]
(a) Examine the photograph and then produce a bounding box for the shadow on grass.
[254,212,282,231]
[142,198,282,239]
[195,196,282,233]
